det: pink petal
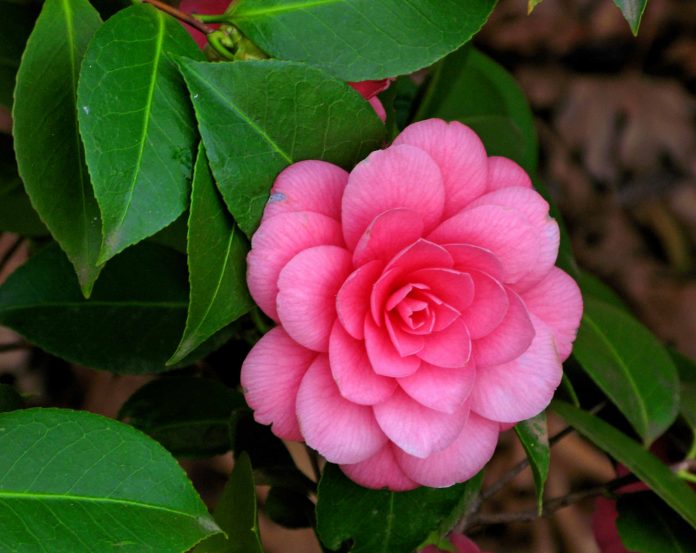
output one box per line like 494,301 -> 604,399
248,211 -> 343,320
240,327 -> 316,441
486,156 -> 532,191
473,289 -> 534,367
340,444 -> 418,491
348,79 -> 392,99
353,208 -> 424,267
342,144 -> 445,249
262,160 -> 348,222
512,220 -> 560,292
393,119 -> 488,218
409,268 -> 474,312
364,316 -> 421,377
429,205 -> 539,284
296,355 -> 388,464
385,314 -> 425,356
329,321 -> 397,406
446,243 -> 504,280
469,316 -> 562,423
373,388 -> 469,458
369,96 -> 387,122
521,267 -> 582,361
451,534 -> 487,553
460,271 -> 509,340
277,245 -> 352,352
336,260 -> 383,340
418,318 -> 472,369
395,412 -> 499,488
398,362 -> 476,414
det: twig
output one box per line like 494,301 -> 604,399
0,235 -> 24,274
141,0 -> 214,35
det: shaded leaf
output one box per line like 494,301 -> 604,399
179,58 -> 384,236
0,0 -> 38,108
0,408 -> 220,551
0,383 -> 23,412
578,270 -> 628,310
612,0 -> 648,35
515,412 -> 550,514
264,487 -> 315,529
669,349 -> 696,458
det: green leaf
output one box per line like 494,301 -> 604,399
514,412 -> 550,514
118,377 -> 245,457
572,297 -> 679,445
0,383 -> 23,412
13,0 -> 103,295
0,0 -> 38,108
578,270 -> 628,310
168,144 -> 253,365
228,0 -> 497,81
264,487 -> 315,528
417,47 -> 538,172
77,4 -> 203,263
553,401 -> 696,528
0,408 -> 220,551
669,349 -> 696,458
612,0 -> 648,35
527,0 -> 544,14
194,452 -> 264,553
0,242 -> 195,374
617,491 -> 696,552
317,464 -> 469,553
180,59 -> 384,237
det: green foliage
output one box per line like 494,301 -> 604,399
0,408 -> 220,551
0,383 -> 23,412
514,412 -> 550,514
612,0 -> 648,35
0,0 -> 38,108
669,350 -> 696,458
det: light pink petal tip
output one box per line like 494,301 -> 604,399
340,444 -> 418,491
398,362 -> 476,414
487,156 -> 532,191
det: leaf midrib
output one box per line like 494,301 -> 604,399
231,0 -> 344,19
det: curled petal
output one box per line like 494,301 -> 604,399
297,355 -> 388,464
353,208 -> 424,267
486,156 -> 532,191
398,362 -> 476,414
385,314 -> 425,356
409,268 -> 474,313
446,243 -> 504,280
460,271 -> 509,340
340,444 -> 418,491
241,327 -> 316,441
336,260 -> 383,340
364,316 -> 421,377
418,318 -> 472,369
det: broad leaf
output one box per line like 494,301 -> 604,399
573,297 -> 679,445
228,0 -> 497,81
317,464 -> 469,553
0,383 -> 23,412
612,0 -> 648,35
168,144 -> 252,365
553,401 -> 696,528
0,408 -> 220,551
77,4 -> 203,263
194,452 -> 264,553
0,0 -> 38,107
514,412 -> 550,514
670,349 -> 696,457
180,59 -> 384,236
119,377 -> 245,457
13,0 -> 103,295
578,270 -> 628,310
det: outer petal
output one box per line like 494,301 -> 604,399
373,388 -> 468,458
460,271 -> 509,340
418,318 -> 472,369
353,208 -> 424,267
340,444 -> 418,491
277,245 -> 352,352
342,144 -> 445,248
297,355 -> 388,464
398,362 -> 476,414
329,321 -> 397,406
240,327 -> 316,441
262,160 -> 348,221
446,243 -> 504,280
336,260 -> 383,340
521,267 -> 582,360
473,289 -> 535,367
364,316 -> 421,377
393,119 -> 488,217
513,220 -> 560,292
469,316 -> 562,423
395,412 -> 499,488
486,156 -> 533,191
248,211 -> 343,320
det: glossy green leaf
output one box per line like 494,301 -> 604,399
0,0 -> 38,108
514,412 -> 550,514
553,401 -> 696,528
0,242 -> 195,374
168,144 -> 253,365
670,349 -> 696,457
13,0 -> 103,295
194,452 -> 264,553
578,270 -> 628,310
228,0 -> 496,81
617,492 -> 696,552
180,59 -> 384,236
417,47 -> 538,172
317,464 -> 469,553
612,0 -> 648,35
119,377 -> 245,457
0,408 -> 220,551
77,4 -> 203,263
0,384 -> 23,412
573,297 -> 679,445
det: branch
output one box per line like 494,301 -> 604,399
141,0 -> 214,36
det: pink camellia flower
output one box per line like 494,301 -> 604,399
421,533 -> 490,553
241,119 -> 582,490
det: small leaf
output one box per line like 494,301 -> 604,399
119,377 -> 245,457
0,408 -> 220,551
572,297 -> 679,444
13,0 -> 103,295
317,464 -> 470,553
168,144 -> 253,365
527,0 -> 544,14
194,452 -> 264,553
179,59 -> 384,236
228,0 -> 497,81
0,383 -> 23,412
77,4 -> 203,263
553,401 -> 696,528
612,0 -> 648,35
514,412 -> 550,514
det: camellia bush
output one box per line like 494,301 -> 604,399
0,0 -> 695,551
